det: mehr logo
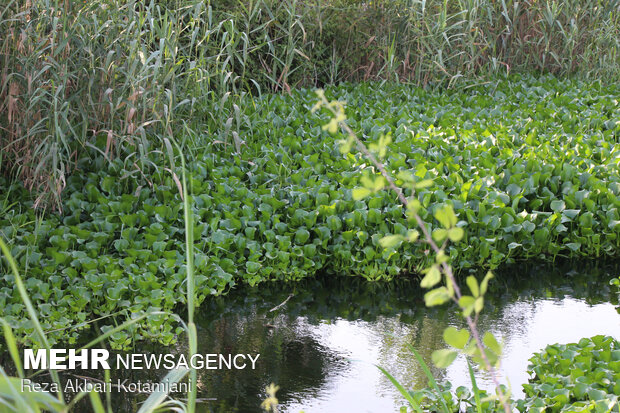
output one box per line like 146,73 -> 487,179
24,349 -> 110,370
23,349 -> 261,370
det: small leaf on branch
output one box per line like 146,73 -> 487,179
466,276 -> 480,297
434,204 -> 458,228
420,265 -> 441,288
352,187 -> 372,200
379,235 -> 403,249
444,326 -> 470,349
483,332 -> 502,356
448,227 -> 464,242
459,295 -> 475,317
432,228 -> 448,242
432,349 -> 458,368
424,287 -> 451,306
415,179 -> 433,189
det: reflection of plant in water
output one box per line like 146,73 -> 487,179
312,91 -> 512,413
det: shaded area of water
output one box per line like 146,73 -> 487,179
14,263 -> 620,412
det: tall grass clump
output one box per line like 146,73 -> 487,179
297,0 -> 620,85
0,0 -> 309,209
1,0 -> 200,209
1,0 -> 618,206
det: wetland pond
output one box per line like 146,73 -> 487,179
63,264 -> 620,412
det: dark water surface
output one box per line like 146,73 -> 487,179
23,264 -> 620,412
177,264 -> 619,412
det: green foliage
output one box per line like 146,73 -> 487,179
0,186 -> 195,413
517,336 -> 620,413
391,337 -> 620,413
413,381 -> 510,413
613,277 -> 620,315
1,76 -> 619,349
2,0 -> 618,208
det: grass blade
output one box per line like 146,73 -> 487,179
408,344 -> 451,413
468,359 -> 483,413
376,365 -> 424,413
136,368 -> 190,413
0,319 -> 24,378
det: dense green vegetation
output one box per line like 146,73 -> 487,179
1,76 -> 619,348
2,1 -> 619,411
2,0 -> 618,209
519,335 -> 620,412
412,336 -> 620,413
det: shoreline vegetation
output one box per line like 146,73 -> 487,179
1,0 -> 619,412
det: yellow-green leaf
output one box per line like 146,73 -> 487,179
474,296 -> 484,314
415,179 -> 434,189
432,228 -> 448,242
352,187 -> 372,200
407,229 -> 419,242
379,235 -> 403,249
434,204 -> 458,228
466,276 -> 479,297
432,349 -> 458,368
425,287 -> 451,306
421,265 -> 441,288
448,227 -> 464,242
443,326 -> 470,349
480,271 -> 493,296
483,332 -> 502,356
459,295 -> 475,317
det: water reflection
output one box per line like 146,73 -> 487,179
188,263 -> 619,412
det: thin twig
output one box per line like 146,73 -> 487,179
269,293 -> 294,313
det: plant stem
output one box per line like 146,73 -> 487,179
325,100 -> 512,413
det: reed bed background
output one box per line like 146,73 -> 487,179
1,0 -> 619,208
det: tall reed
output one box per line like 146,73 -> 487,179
1,0 -> 617,207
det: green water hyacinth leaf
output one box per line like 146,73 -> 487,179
550,200 -> 566,212
444,326 -> 470,349
432,349 -> 458,368
295,228 -> 310,244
